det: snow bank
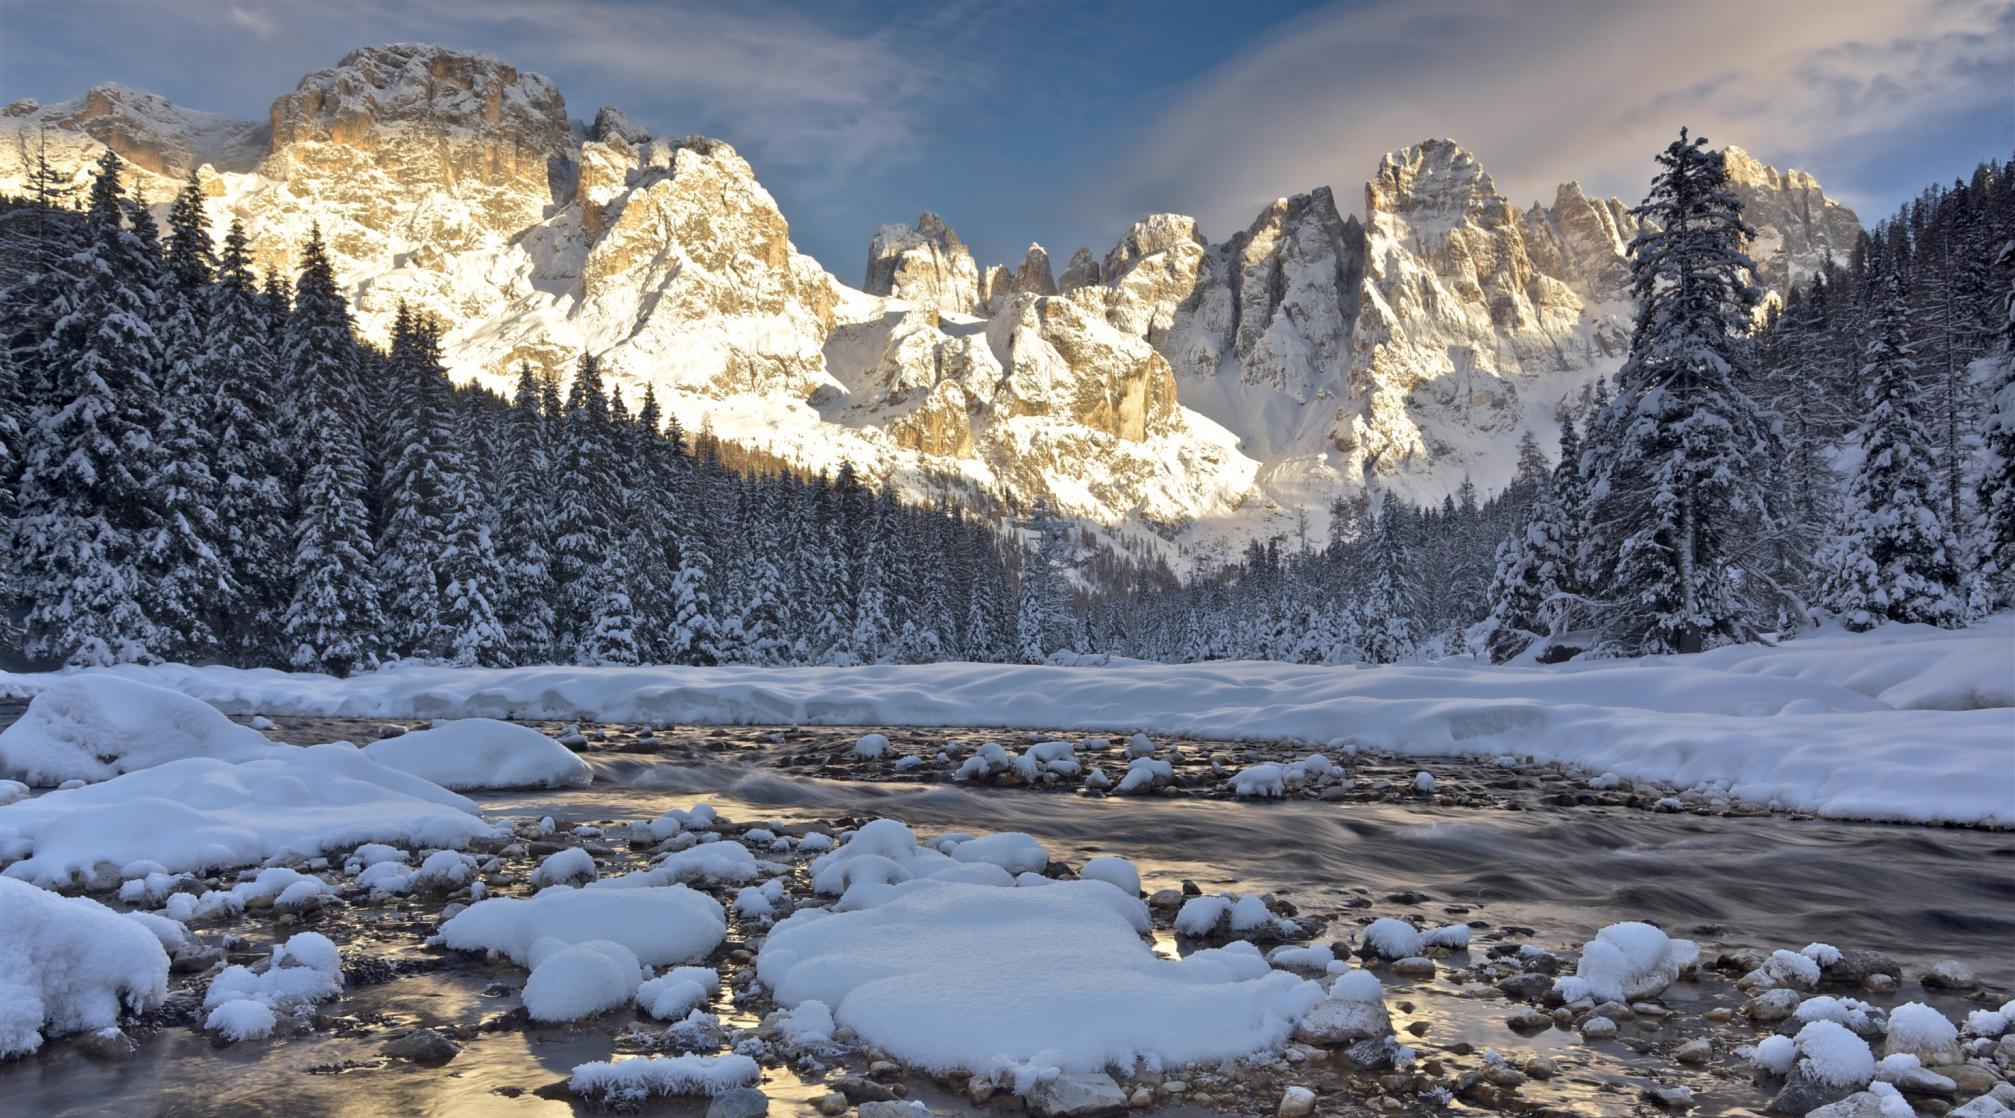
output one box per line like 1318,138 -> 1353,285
0,745 -> 494,885
438,884 -> 724,967
0,676 -> 273,786
0,877 -> 169,1056
362,719 -> 591,791
756,876 -> 1323,1075
7,615 -> 2009,824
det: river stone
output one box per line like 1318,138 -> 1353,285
707,1089 -> 771,1118
859,1104 -> 929,1118
1497,973 -> 1553,1000
1580,1017 -> 1618,1040
1820,948 -> 1898,985
837,1077 -> 897,1103
1278,1085 -> 1317,1118
1345,1036 -> 1405,1070
1895,1066 -> 1959,1095
1390,957 -> 1436,977
1939,1064 -> 2002,1095
1294,997 -> 1391,1045
1921,961 -> 1978,990
1745,989 -> 1803,1022
1644,1084 -> 1695,1109
383,1027 -> 461,1065
1674,1038 -> 1712,1065
1807,1092 -> 1902,1118
1766,1066 -> 1858,1115
1026,1073 -> 1128,1117
75,1027 -> 136,1060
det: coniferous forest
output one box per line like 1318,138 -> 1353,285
3,136 -> 2013,673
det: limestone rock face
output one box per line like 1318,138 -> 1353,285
1722,145 -> 1864,290
863,211 -> 982,316
1057,246 -> 1102,292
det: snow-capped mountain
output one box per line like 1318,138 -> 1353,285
0,44 -> 1862,557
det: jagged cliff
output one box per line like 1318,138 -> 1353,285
0,44 -> 1862,557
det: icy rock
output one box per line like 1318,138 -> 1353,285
1025,1072 -> 1128,1117
1768,1065 -> 1862,1115
383,1027 -> 462,1065
1294,973 -> 1391,1046
1360,918 -> 1425,960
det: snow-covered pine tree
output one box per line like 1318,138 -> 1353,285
204,220 -> 292,661
14,151 -> 170,664
579,532 -> 644,667
1353,499 -> 1420,663
374,311 -> 458,658
495,362 -> 558,659
1581,130 -> 1783,655
1819,274 -> 1967,629
551,354 -> 616,657
144,172 -> 232,659
1976,240 -> 2015,605
281,226 -> 384,675
437,426 -> 511,667
1014,499 -> 1072,662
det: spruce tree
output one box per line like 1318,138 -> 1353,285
1977,240 -> 2015,604
1582,131 -> 1782,654
281,227 -> 383,674
551,354 -> 615,656
495,362 -> 559,659
15,151 -> 169,664
205,220 -> 291,660
1820,275 -> 1966,629
375,312 -> 457,658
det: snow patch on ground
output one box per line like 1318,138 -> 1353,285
361,719 -> 591,790
0,676 -> 273,786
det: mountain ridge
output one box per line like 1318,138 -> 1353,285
0,43 -> 1864,563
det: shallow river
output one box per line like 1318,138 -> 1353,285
4,722 -> 2011,1118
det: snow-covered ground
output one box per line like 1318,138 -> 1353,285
4,617 -> 2007,826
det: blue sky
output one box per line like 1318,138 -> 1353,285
2,0 -> 2009,276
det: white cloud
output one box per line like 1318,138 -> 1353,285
223,4 -> 276,38
1099,0 -> 2013,240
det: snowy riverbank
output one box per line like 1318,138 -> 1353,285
3,616 -> 2010,826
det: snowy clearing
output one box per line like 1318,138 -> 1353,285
4,617 -> 2008,825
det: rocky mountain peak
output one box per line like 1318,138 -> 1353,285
863,211 -> 983,315
1717,145 -> 1861,289
589,106 -> 651,145
1367,139 -> 1500,224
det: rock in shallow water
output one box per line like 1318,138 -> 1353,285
707,1088 -> 770,1118
1026,1072 -> 1128,1117
382,1027 -> 461,1065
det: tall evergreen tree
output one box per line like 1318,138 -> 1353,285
495,362 -> 558,659
1977,240 -> 2015,604
281,227 -> 383,674
1819,275 -> 1967,629
1582,131 -> 1782,654
375,312 -> 457,658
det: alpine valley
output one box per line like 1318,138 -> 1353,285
0,43 -> 1863,562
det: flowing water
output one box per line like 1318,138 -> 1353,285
4,719 -> 2011,1118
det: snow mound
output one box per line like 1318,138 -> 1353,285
1362,918 -> 1426,959
855,734 -> 890,759
1079,856 -> 1140,896
0,877 -> 169,1057
568,1053 -> 760,1101
1553,922 -> 1698,1003
0,676 -> 273,786
0,745 -> 493,886
524,939 -> 644,1022
948,832 -> 1049,875
438,884 -> 725,966
593,841 -> 757,889
362,718 -> 591,790
637,966 -> 717,1020
532,847 -> 598,889
755,877 -> 1323,1075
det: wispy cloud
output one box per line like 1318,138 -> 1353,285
222,3 -> 276,38
1097,0 -> 2014,240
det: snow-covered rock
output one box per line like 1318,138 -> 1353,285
362,718 -> 590,791
523,938 -> 644,1022
755,877 -> 1322,1075
0,744 -> 494,885
1553,922 -> 1698,1003
0,877 -> 169,1057
438,883 -> 725,967
0,676 -> 273,786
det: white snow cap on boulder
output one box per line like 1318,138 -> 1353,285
362,718 -> 590,791
0,877 -> 170,1057
438,883 -> 725,967
756,876 -> 1323,1075
0,675 -> 273,786
1553,921 -> 1698,1003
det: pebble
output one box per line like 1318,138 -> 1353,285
1390,956 -> 1436,977
1745,988 -> 1802,1022
1523,1056 -> 1559,1080
1580,1017 -> 1618,1040
815,1092 -> 848,1116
